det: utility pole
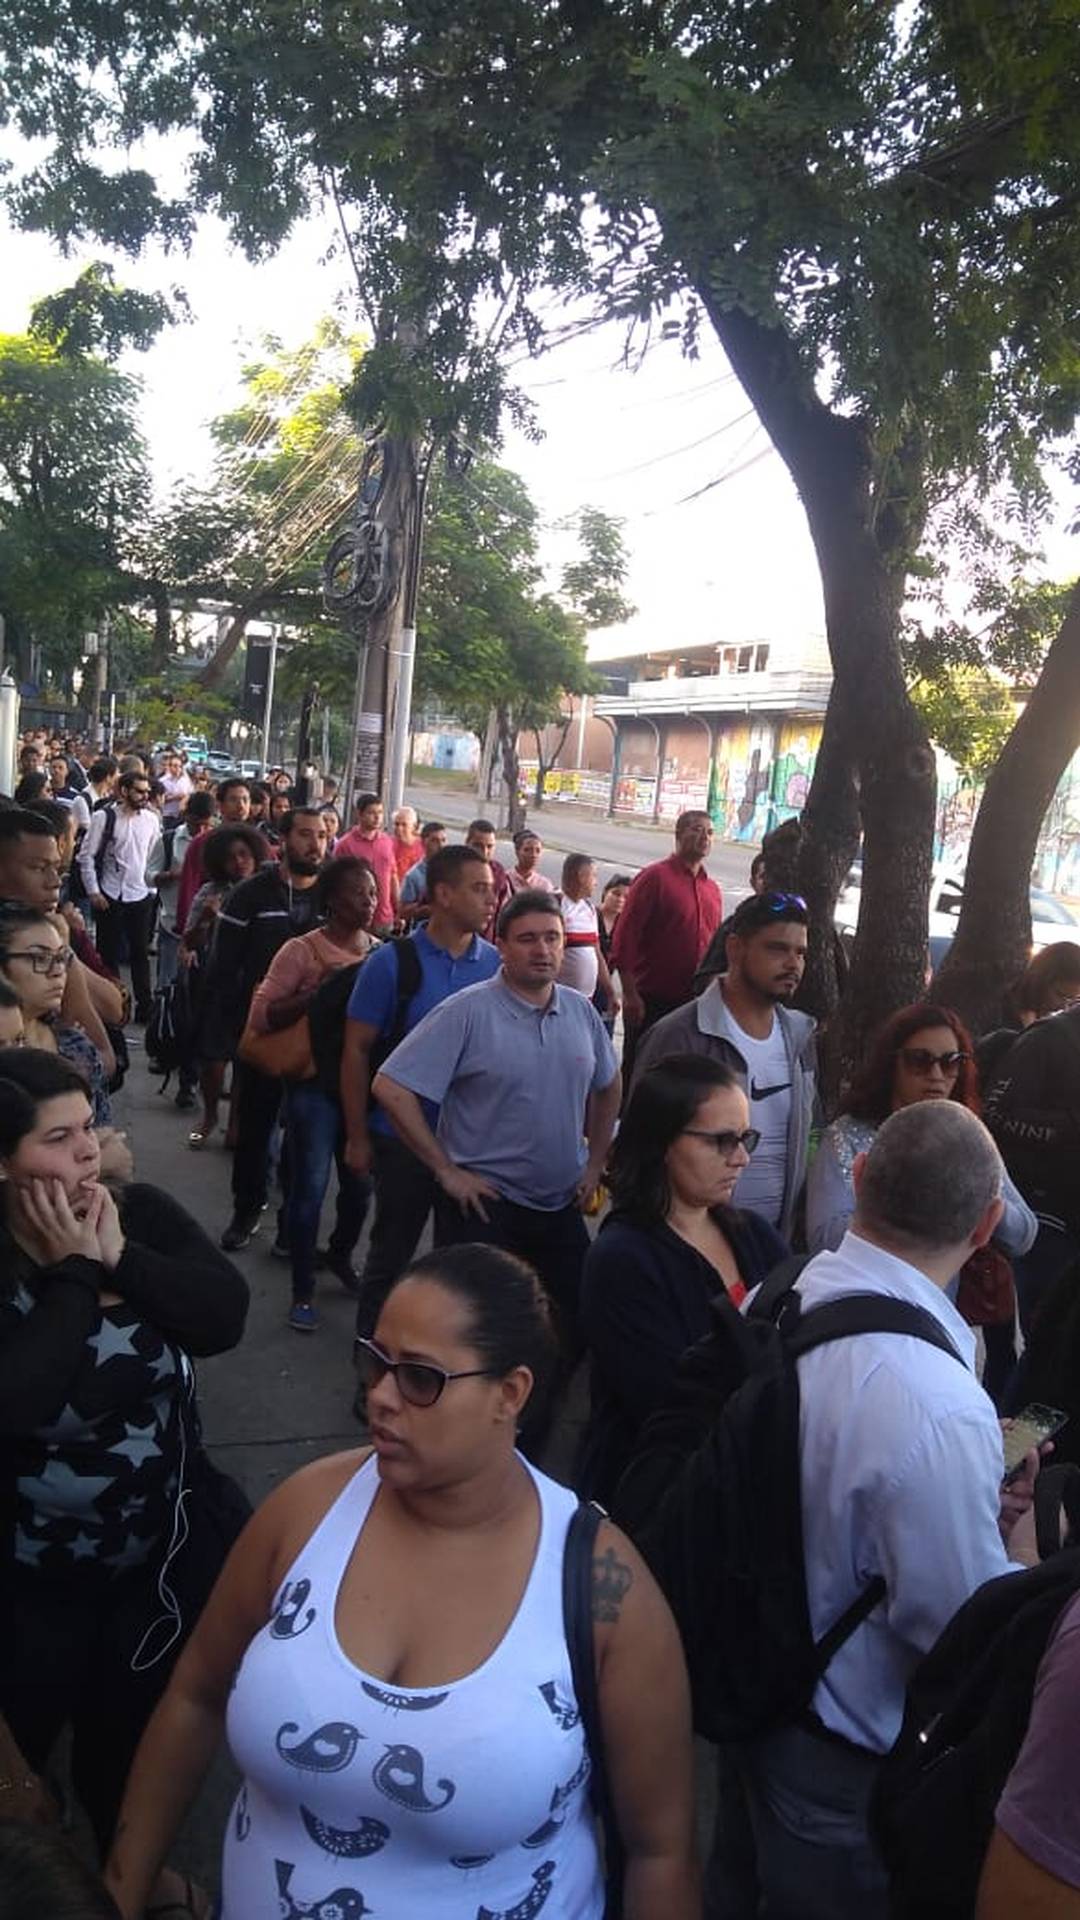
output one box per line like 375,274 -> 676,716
259,625 -> 279,775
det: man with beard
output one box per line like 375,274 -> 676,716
634,890 -> 816,1238
206,808 -> 329,1250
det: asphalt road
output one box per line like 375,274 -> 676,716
403,782 -> 758,907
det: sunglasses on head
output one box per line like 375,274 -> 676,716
354,1336 -> 500,1408
898,1047 -> 969,1074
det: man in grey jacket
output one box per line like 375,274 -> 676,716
634,890 -> 817,1240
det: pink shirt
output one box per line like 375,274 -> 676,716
248,928 -> 377,1033
335,828 -> 397,925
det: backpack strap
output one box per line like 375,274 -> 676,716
787,1293 -> 962,1676
386,935 -> 423,1048
563,1502 -> 624,1916
784,1293 -> 963,1367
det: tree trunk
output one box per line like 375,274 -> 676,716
148,581 -> 172,674
197,602 -> 255,689
933,581 -> 1080,1035
496,705 -> 526,835
691,288 -> 936,1073
788,685 -> 862,1011
532,729 -> 546,809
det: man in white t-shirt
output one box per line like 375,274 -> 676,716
634,890 -> 816,1237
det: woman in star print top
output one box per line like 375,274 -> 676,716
0,1048 -> 249,1861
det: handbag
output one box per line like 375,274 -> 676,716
955,1245 -> 1016,1327
563,1501 -> 625,1919
237,1009 -> 315,1080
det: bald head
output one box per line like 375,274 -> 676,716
853,1102 -> 1004,1261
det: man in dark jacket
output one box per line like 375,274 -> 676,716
205,808 -> 329,1250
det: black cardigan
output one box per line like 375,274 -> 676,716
577,1206 -> 788,1504
0,1182 -> 249,1438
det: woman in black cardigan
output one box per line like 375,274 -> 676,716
578,1052 -> 788,1505
0,1048 -> 249,1862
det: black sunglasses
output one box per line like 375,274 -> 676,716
682,1126 -> 761,1158
898,1047 -> 969,1074
354,1336 -> 501,1409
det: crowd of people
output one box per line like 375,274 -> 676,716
2,726 -> 1080,1918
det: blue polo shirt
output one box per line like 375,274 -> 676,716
347,928 -> 500,1137
378,974 -> 619,1210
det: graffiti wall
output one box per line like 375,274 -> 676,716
711,718 -> 822,842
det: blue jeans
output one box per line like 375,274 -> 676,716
284,1082 -> 371,1303
738,1722 -> 887,1919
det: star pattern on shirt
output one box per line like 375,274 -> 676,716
110,1419 -> 162,1469
36,1401 -> 89,1441
19,1459 -> 113,1514
14,1525 -> 49,1566
68,1530 -> 99,1561
87,1321 -> 140,1367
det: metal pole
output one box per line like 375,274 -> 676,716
385,626 -> 417,814
342,628 -> 370,821
107,692 -> 116,753
0,671 -> 19,797
260,626 -> 279,776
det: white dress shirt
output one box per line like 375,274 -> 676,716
792,1233 -> 1014,1752
78,804 -> 161,903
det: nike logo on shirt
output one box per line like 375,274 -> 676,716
751,1079 -> 791,1100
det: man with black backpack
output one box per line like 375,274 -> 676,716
340,843 -> 500,1354
619,1101 -> 1042,1919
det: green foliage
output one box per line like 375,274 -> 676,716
29,261 -> 181,361
559,508 -> 636,630
908,670 -> 1017,783
0,322 -> 149,686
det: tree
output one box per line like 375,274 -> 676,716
416,460 -> 601,831
0,328 -> 149,688
5,1 -> 1080,1052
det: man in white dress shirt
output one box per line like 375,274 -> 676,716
742,1101 -> 1041,1918
79,768 -> 162,1023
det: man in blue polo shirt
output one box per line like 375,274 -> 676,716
341,843 -> 499,1337
373,888 -> 621,1350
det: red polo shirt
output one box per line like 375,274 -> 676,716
611,853 -> 722,1005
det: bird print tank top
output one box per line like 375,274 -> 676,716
220,1454 -> 605,1919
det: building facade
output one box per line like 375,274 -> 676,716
520,630 -> 832,836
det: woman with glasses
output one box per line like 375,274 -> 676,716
806,1002 -> 1036,1401
0,905 -> 112,1124
0,1048 -> 248,1902
578,1054 -> 789,1507
105,1243 -> 698,1920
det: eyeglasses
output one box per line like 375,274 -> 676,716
898,1047 -> 969,1074
354,1336 -> 501,1408
5,946 -> 74,975
682,1126 -> 761,1158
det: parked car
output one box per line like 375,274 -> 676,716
836,859 -> 1080,959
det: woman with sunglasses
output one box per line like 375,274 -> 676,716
806,1003 -> 1035,1400
0,905 -> 111,1124
105,1245 -> 699,1920
578,1054 -> 789,1507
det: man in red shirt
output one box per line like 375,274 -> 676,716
611,809 -> 722,1081
335,793 -> 398,934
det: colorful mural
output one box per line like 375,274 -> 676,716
711,718 -> 821,842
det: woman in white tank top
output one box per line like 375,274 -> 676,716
105,1246 -> 698,1919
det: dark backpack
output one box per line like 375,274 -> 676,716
614,1258 -> 961,1745
870,1473 -> 1080,1919
145,967 -> 197,1088
307,935 -> 424,1099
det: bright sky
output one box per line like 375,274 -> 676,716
0,192 -> 830,660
